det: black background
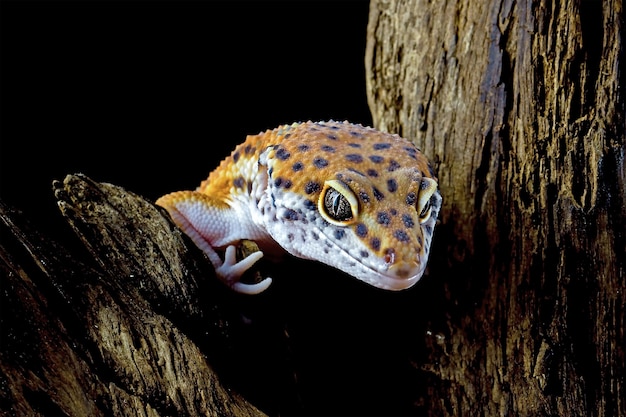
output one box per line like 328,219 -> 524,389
1,0 -> 372,231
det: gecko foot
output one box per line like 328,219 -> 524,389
216,245 -> 273,295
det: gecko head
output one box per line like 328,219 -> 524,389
260,126 -> 441,291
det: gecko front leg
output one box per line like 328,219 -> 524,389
157,191 -> 272,295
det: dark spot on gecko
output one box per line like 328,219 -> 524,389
372,187 -> 385,201
284,133 -> 292,139
283,179 -> 292,189
244,145 -> 252,154
417,236 -> 423,246
406,191 -> 417,206
321,145 -> 336,152
313,157 -> 329,168
233,151 -> 240,163
311,232 -> 319,240
402,214 -> 415,228
369,155 -> 384,164
292,161 -> 304,172
356,223 -> 368,237
350,130 -> 363,138
346,154 -> 363,163
326,134 -> 338,140
377,211 -> 391,226
405,146 -> 419,153
373,143 -> 392,150
268,167 -> 274,177
233,177 -> 245,189
358,191 -> 370,203
324,248 -> 329,254
305,181 -> 321,194
404,146 -> 418,159
423,224 -> 433,235
298,144 -> 310,152
334,229 -> 345,240
247,181 -> 253,194
360,250 -> 369,258
367,169 -> 379,177
388,159 -> 401,172
328,124 -> 340,130
390,208 -> 397,216
283,209 -> 299,221
274,178 -> 283,187
287,233 -> 294,242
387,178 -> 398,192
304,199 -> 316,210
348,143 -> 362,148
370,237 -> 381,251
394,230 -> 411,242
275,147 -> 291,160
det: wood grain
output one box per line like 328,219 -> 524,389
366,0 -> 625,415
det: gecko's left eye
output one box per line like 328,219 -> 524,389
319,180 -> 359,226
417,178 -> 438,224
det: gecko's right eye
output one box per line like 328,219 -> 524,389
319,180 -> 359,226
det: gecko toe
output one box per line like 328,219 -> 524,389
232,277 -> 273,295
216,246 -> 271,293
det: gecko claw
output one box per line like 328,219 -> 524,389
216,245 -> 272,294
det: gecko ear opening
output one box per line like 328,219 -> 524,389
319,180 -> 359,226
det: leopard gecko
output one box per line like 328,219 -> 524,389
156,120 -> 441,294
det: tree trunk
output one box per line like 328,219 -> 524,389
366,0 -> 625,415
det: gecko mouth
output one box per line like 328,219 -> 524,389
313,230 -> 424,291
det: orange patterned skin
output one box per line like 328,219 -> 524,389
156,121 -> 441,294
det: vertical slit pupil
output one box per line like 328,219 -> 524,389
332,193 -> 342,215
325,188 -> 352,221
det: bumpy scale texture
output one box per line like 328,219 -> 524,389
156,121 -> 442,294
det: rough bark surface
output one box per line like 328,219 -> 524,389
366,0 -> 625,415
0,174 -> 266,417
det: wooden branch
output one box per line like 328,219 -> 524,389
0,174 -> 266,416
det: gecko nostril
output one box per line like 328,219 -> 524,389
383,248 -> 396,264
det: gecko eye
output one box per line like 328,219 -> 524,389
417,178 -> 438,224
419,200 -> 432,220
319,180 -> 359,226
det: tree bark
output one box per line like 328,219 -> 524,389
366,0 -> 625,415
